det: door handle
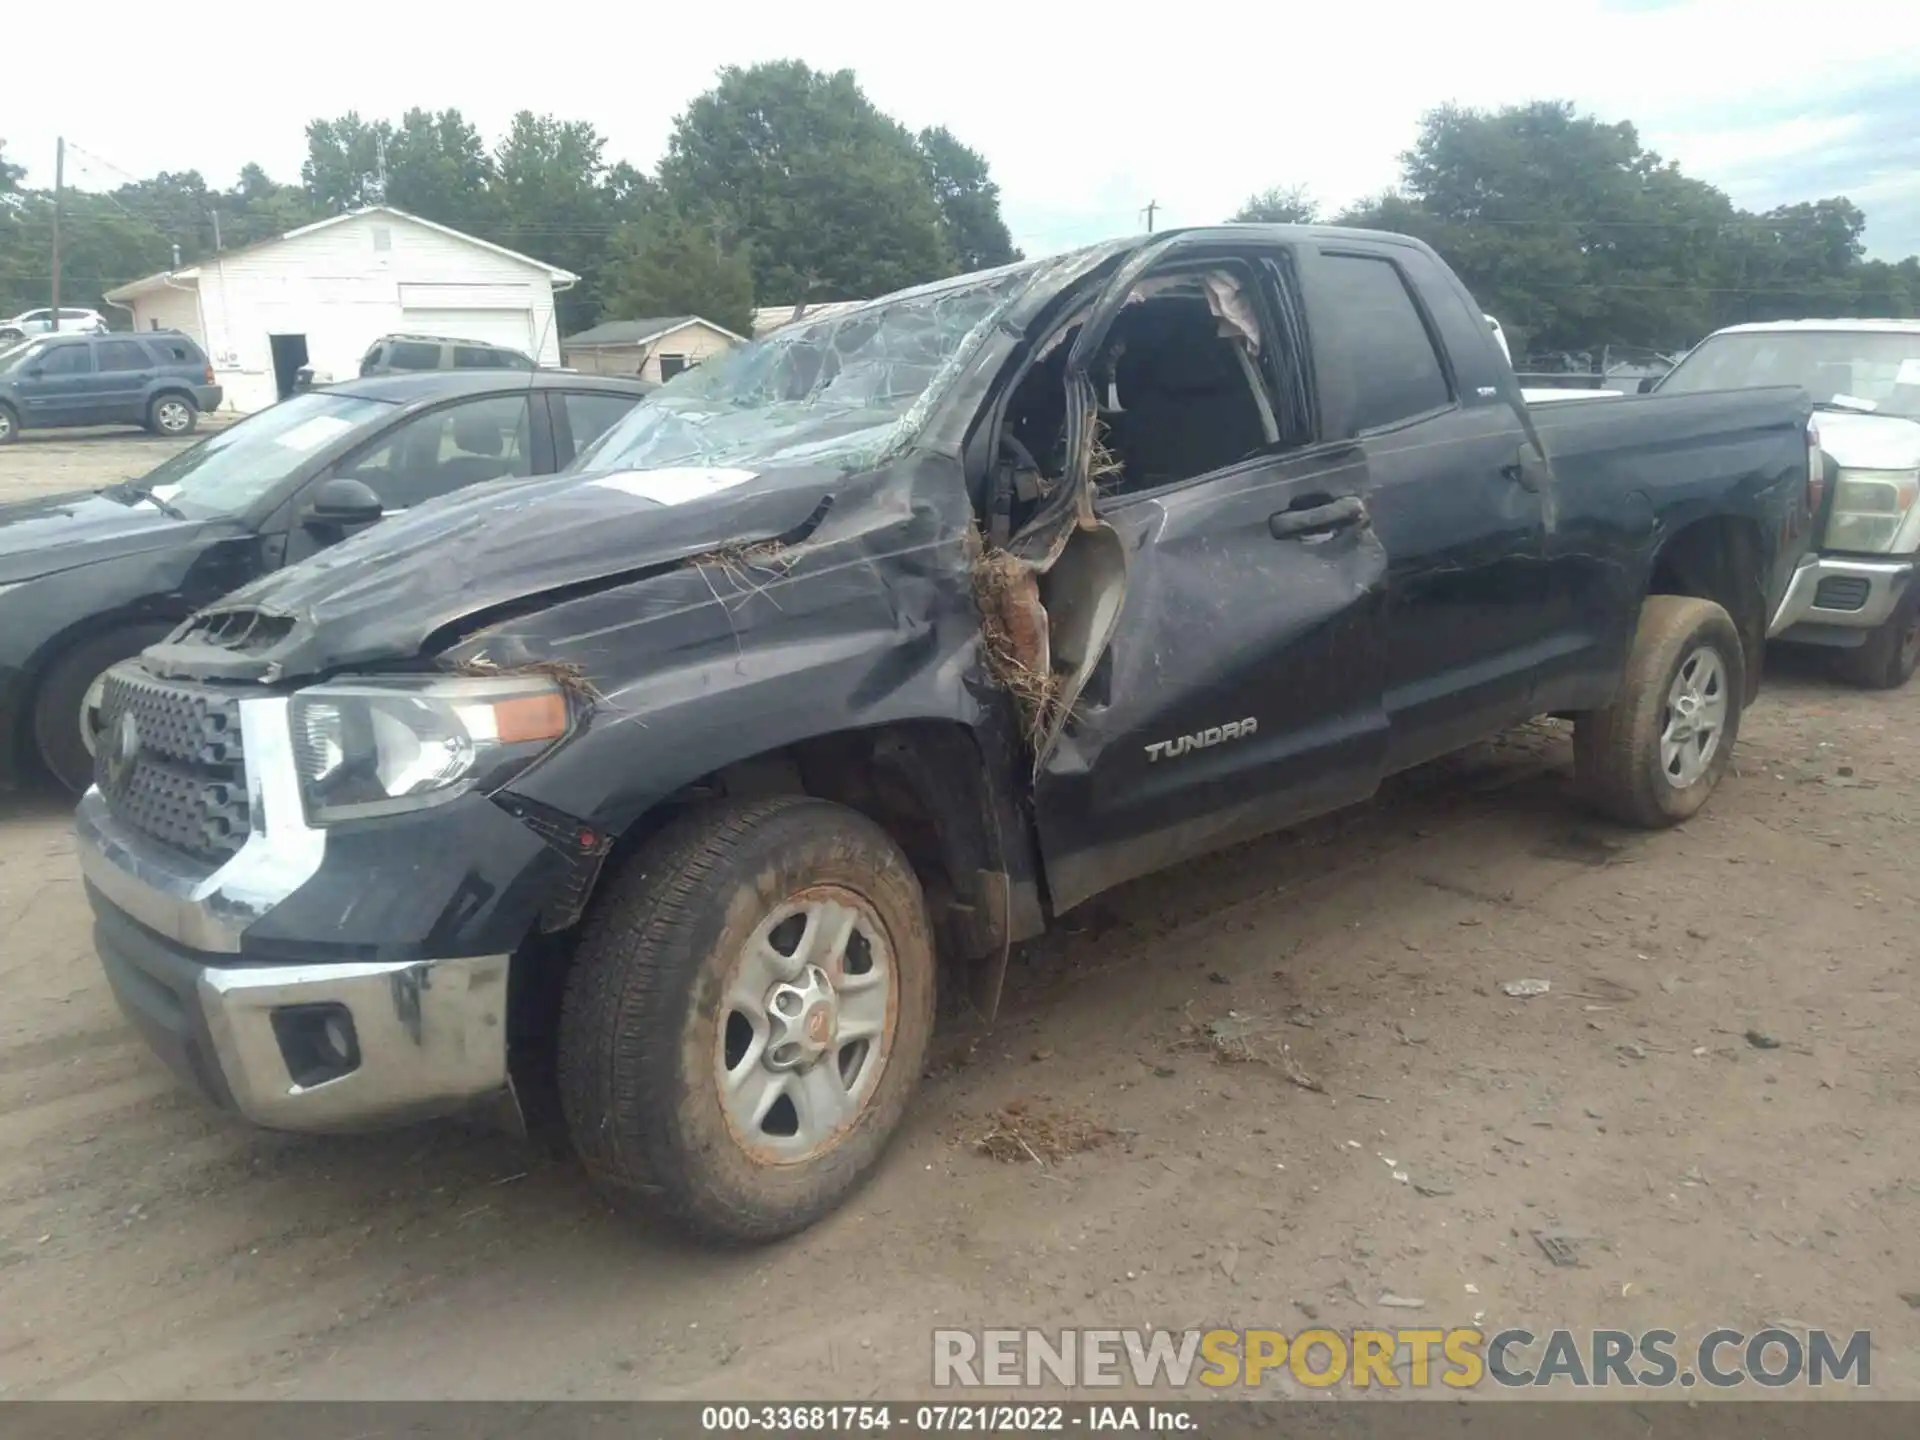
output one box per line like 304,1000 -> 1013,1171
1270,495 -> 1367,540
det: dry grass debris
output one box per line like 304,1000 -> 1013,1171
971,547 -> 1063,744
966,1098 -> 1117,1166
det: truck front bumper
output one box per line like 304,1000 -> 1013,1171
1768,554 -> 1914,644
74,704 -> 513,1132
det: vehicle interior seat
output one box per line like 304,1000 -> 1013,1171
1100,299 -> 1267,492
437,410 -> 521,488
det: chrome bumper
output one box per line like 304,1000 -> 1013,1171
1768,554 -> 1914,638
76,693 -> 511,1132
194,952 -> 510,1130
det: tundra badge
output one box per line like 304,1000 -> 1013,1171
1144,718 -> 1258,763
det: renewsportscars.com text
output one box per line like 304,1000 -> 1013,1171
932,1326 -> 1871,1390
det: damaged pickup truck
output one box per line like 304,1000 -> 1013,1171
76,225 -> 1820,1244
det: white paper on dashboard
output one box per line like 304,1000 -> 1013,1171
1895,358 -> 1920,388
590,467 -> 760,505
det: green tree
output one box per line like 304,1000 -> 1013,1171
0,139 -> 23,195
1229,184 -> 1320,224
918,126 -> 1019,271
301,112 -> 390,212
601,208 -> 755,337
659,61 -> 955,304
491,111 -> 628,334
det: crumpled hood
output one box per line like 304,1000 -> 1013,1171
0,489 -> 214,585
1816,410 -> 1920,471
150,463 -> 840,682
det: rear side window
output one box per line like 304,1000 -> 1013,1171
386,341 -> 441,370
1318,253 -> 1453,431
97,339 -> 151,372
454,346 -> 505,369
562,390 -> 641,452
147,338 -> 200,365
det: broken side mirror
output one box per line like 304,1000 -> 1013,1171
306,476 -> 384,530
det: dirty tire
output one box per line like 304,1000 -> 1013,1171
1831,586 -> 1920,690
1574,595 -> 1745,829
33,624 -> 175,794
559,795 -> 937,1245
0,401 -> 18,445
147,393 -> 197,437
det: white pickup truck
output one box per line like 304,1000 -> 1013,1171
1651,318 -> 1920,687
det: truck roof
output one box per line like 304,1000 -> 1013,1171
1713,318 -> 1920,336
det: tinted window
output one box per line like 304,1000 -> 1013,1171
97,340 -> 152,372
385,341 -> 442,371
453,346 -> 494,369
562,391 -> 641,454
146,337 -> 202,366
40,344 -> 93,376
336,393 -> 534,509
1319,253 -> 1452,430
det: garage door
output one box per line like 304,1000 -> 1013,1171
399,309 -> 535,353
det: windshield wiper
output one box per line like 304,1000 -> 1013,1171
103,480 -> 188,520
1811,398 -> 1879,415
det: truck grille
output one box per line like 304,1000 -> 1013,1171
93,669 -> 250,862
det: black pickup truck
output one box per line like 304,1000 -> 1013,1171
74,225 -> 1819,1245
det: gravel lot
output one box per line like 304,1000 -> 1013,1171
1,435 -> 1913,1400
0,423 -> 227,506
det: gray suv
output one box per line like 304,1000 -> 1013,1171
0,331 -> 224,444
358,333 -> 537,377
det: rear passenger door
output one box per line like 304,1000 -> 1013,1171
94,338 -> 155,422
1295,243 -> 1552,771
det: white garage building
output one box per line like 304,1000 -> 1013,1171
105,206 -> 577,414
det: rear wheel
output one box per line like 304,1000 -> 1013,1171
0,402 -> 18,445
147,393 -> 197,437
559,795 -> 937,1244
1831,586 -> 1920,690
1574,595 -> 1746,828
32,624 -> 175,793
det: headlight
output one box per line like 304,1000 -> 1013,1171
1825,469 -> 1920,554
290,674 -> 572,823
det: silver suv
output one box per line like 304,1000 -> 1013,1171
358,333 -> 537,377
0,308 -> 109,343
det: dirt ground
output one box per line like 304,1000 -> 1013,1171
2,437 -> 1915,1401
0,423 -> 227,506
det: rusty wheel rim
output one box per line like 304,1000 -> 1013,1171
714,886 -> 897,1164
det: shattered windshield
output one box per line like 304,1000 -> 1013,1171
574,265 -> 1036,475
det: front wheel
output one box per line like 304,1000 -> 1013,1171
147,393 -> 197,437
1574,595 -> 1746,828
1831,586 -> 1920,691
32,623 -> 176,793
0,401 -> 18,445
559,795 -> 937,1244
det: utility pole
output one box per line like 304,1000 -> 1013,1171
50,137 -> 65,330
1142,199 -> 1158,233
209,206 -> 223,252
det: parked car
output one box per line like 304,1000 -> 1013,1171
0,330 -> 221,443
358,333 -> 538,377
0,369 -> 653,791
1651,318 -> 1920,687
0,307 -> 109,343
75,225 -> 1817,1245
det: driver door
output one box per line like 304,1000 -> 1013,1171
1021,237 -> 1392,914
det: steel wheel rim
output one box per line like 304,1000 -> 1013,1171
1659,644 -> 1728,788
1901,614 -> 1920,674
0,411 -> 12,440
715,886 -> 897,1165
78,671 -> 110,758
156,400 -> 189,432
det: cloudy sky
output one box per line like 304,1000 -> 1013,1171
9,0 -> 1919,260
